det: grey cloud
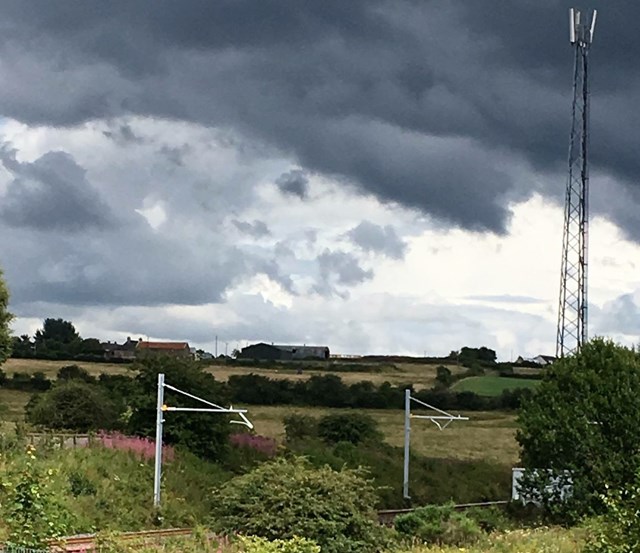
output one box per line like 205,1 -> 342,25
314,249 -> 373,297
347,220 -> 406,259
2,1 -> 631,234
232,219 -> 271,238
596,293 -> 640,335
466,294 -> 546,305
276,169 -> 309,199
0,146 -> 114,231
102,123 -> 143,145
0,142 -> 287,309
274,241 -> 295,258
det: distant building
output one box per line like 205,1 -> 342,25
137,341 -> 192,358
101,337 -> 140,361
515,354 -> 556,367
238,342 -> 330,361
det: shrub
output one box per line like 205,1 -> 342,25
317,413 -> 381,445
394,502 -> 482,546
283,414 -> 318,441
237,535 -> 320,553
230,433 -> 277,458
227,433 -> 278,471
57,364 -> 96,383
517,339 -> 640,521
435,366 -> 454,388
210,457 -> 385,553
26,381 -> 120,432
0,445 -> 73,547
464,506 -> 510,532
584,468 -> 640,553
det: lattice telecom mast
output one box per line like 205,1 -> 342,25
556,8 -> 597,358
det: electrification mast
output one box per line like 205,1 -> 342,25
556,8 -> 597,358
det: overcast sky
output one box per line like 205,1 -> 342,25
0,1 -> 638,360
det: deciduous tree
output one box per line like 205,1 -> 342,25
0,267 -> 13,365
517,338 -> 640,519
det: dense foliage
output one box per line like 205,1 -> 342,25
394,503 -> 482,546
517,339 -> 640,520
12,318 -> 113,362
210,457 -> 386,553
127,356 -> 232,461
0,267 -> 13,366
317,412 -> 382,445
26,381 -> 121,432
584,467 -> 640,553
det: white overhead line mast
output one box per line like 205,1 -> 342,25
403,389 -> 469,500
153,373 -> 253,508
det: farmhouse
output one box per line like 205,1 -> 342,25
238,342 -> 330,361
515,354 -> 556,366
101,337 -> 140,361
137,340 -> 192,358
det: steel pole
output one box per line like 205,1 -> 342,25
403,388 -> 411,500
153,373 -> 165,508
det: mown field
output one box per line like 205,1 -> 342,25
452,376 -> 540,396
2,358 -> 467,390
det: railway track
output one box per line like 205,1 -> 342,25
49,527 -> 195,552
45,500 -> 510,551
377,499 -> 509,525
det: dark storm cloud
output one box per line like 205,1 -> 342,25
232,219 -> 271,238
276,169 -> 309,199
0,1 -> 639,235
0,142 -> 291,309
0,145 -> 114,231
346,220 -> 406,259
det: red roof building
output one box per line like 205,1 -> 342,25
136,341 -> 192,358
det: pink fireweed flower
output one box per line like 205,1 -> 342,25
96,431 -> 175,461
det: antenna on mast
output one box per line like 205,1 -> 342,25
556,8 -> 597,358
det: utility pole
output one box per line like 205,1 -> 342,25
557,8 -> 597,358
402,389 -> 468,500
215,335 -> 218,358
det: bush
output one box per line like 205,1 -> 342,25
57,364 -> 96,384
584,467 -> 640,553
210,457 -> 385,553
394,502 -> 482,546
317,413 -> 381,445
238,535 -> 320,553
26,381 -> 120,432
283,414 -> 318,441
517,339 -> 640,521
464,506 -> 510,532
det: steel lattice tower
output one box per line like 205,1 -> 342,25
556,8 -> 597,358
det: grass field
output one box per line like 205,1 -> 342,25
0,359 -> 521,465
2,358 -> 464,391
452,376 -> 540,397
2,358 -> 133,377
243,405 -> 519,465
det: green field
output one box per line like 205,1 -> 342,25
452,376 -> 540,397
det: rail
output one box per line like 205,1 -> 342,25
4,500 -> 510,551
377,500 -> 510,525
